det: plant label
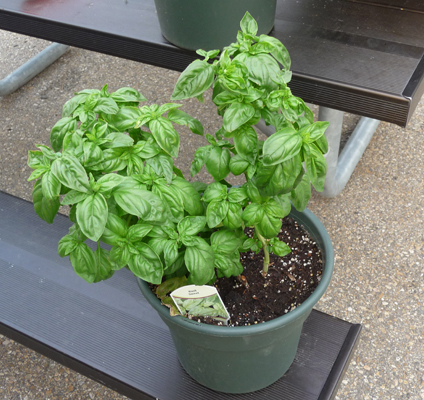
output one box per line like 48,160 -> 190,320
171,285 -> 230,325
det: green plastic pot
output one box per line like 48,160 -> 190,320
153,0 -> 277,51
137,206 -> 333,393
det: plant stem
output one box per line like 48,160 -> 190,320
255,228 -> 270,277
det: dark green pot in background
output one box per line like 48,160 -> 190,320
137,206 -> 334,393
153,0 -> 277,51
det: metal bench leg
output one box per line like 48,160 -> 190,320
319,107 -> 380,198
0,43 -> 69,97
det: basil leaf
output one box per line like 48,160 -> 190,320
103,132 -> 134,148
227,187 -> 248,203
69,242 -> 97,283
171,60 -> 214,100
244,53 -> 280,92
101,213 -> 128,246
258,35 -> 291,70
81,141 -> 104,167
41,170 -> 61,200
222,202 -> 243,229
205,146 -> 231,182
215,254 -> 243,278
163,240 -> 179,267
262,127 -> 302,166
109,107 -> 142,131
96,174 -> 125,192
299,121 -> 330,144
93,246 -> 115,282
146,153 -> 174,184
223,102 -> 255,132
167,108 -> 204,136
76,193 -> 108,242
233,125 -> 258,163
94,97 -> 119,114
257,213 -> 282,239
62,94 -> 87,118
304,144 -> 327,192
190,145 -> 212,177
206,200 -> 229,228
264,199 -> 289,219
32,180 -> 60,224
50,117 -> 77,152
271,240 -> 291,257
51,155 -> 91,193
58,234 -> 79,257
149,117 -> 180,158
111,87 -> 147,103
129,243 -> 163,284
229,154 -> 249,176
211,229 -> 243,255
202,182 -> 227,203
178,216 -> 207,236
172,177 -> 204,216
110,244 -> 131,269
153,183 -> 184,223
148,237 -> 168,256
113,186 -> 152,218
184,238 -> 215,285
242,202 -> 264,227
240,11 -> 258,35
127,224 -> 154,242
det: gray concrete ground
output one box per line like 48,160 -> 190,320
0,31 -> 423,400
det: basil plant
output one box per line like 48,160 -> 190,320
171,12 -> 329,276
28,12 -> 329,288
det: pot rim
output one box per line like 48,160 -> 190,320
138,206 -> 334,336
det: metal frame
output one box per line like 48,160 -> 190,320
0,42 -> 69,96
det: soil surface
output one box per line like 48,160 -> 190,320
197,217 -> 324,326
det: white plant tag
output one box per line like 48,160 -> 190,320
171,285 -> 230,325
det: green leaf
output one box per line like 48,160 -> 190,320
62,94 -> 87,117
244,53 -> 280,92
32,180 -> 60,224
129,243 -> 163,284
210,228 -> 243,255
262,127 -> 302,166
109,106 -> 143,131
257,213 -> 282,239
149,117 -> 180,158
233,125 -> 258,163
264,198 -> 289,219
127,223 -> 154,242
69,243 -> 97,283
113,186 -> 152,218
315,133 -> 329,154
304,144 -> 327,192
110,245 -> 131,269
258,35 -> 291,70
271,240 -> 291,257
41,170 -> 61,200
93,246 -> 115,282
272,194 -> 292,216
299,121 -> 330,144
191,145 -> 212,177
206,200 -> 229,228
163,240 -> 179,267
146,153 -> 174,184
50,117 -> 77,152
81,141 -> 104,167
223,102 -> 255,132
111,87 -> 147,103
76,193 -> 108,242
227,187 -> 248,203
178,216 -> 207,236
28,150 -> 47,169
101,213 -> 128,246
222,202 -> 243,229
171,60 -> 215,100
94,97 -> 119,114
172,177 -> 203,216
205,146 -> 231,182
184,238 -> 215,285
103,132 -> 134,148
58,234 -> 79,257
96,174 -> 125,192
153,182 -> 184,223
51,155 -> 91,193
240,11 -> 258,35
167,109 -> 204,136
229,154 -> 249,175
242,202 -> 264,227
215,254 -> 243,278
202,181 -> 227,203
